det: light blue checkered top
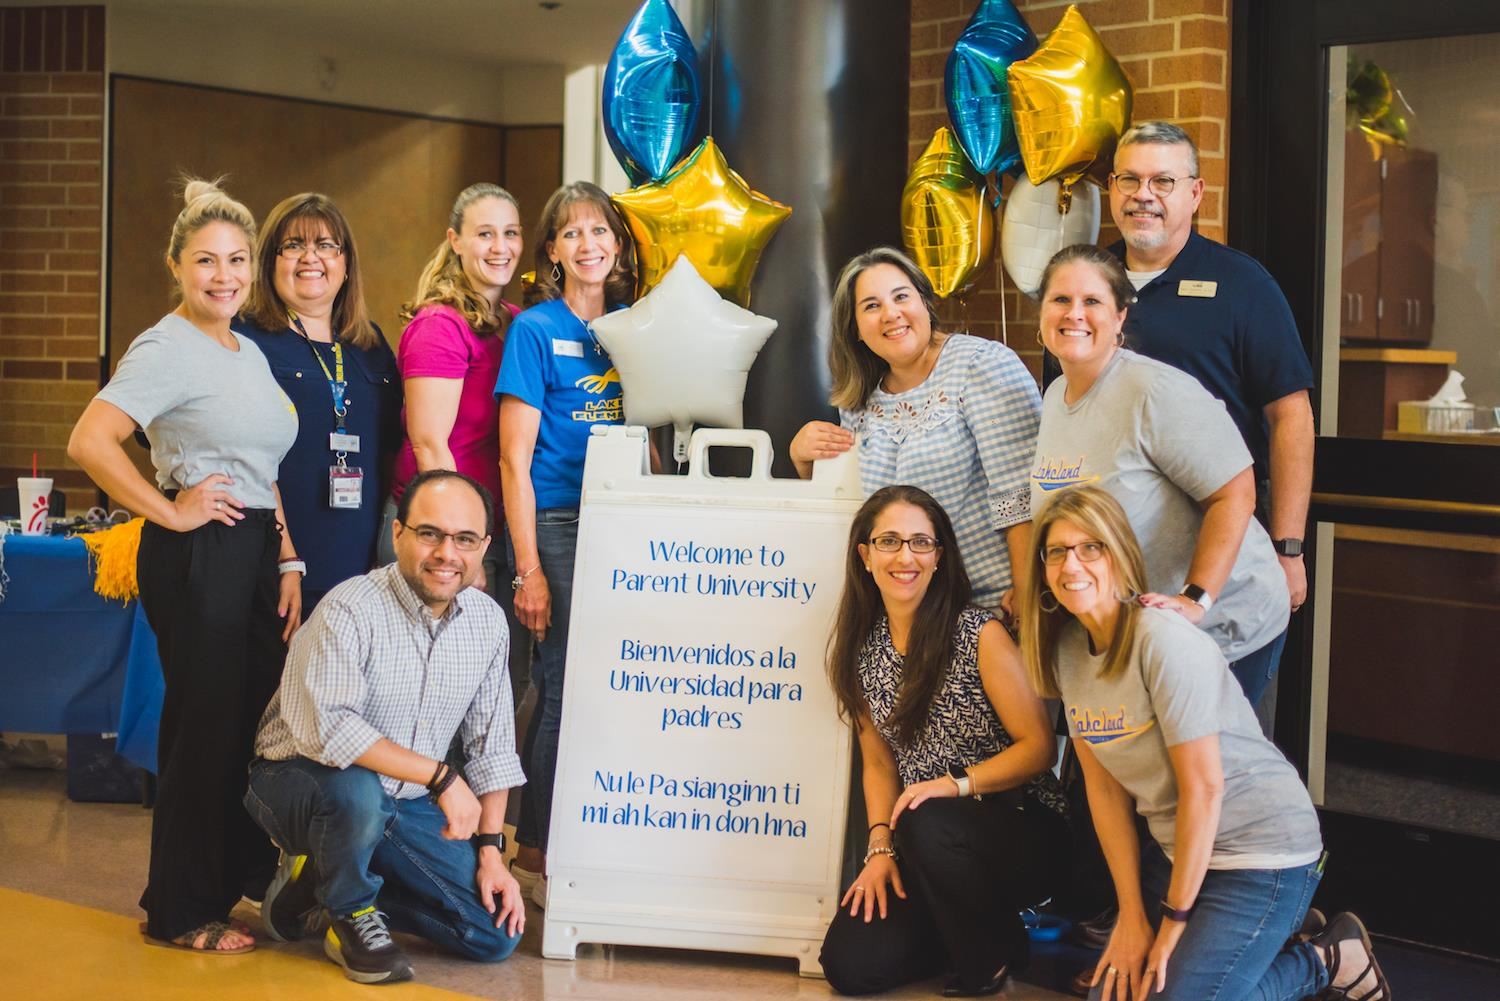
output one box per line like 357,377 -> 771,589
841,334 -> 1041,606
254,562 -> 524,799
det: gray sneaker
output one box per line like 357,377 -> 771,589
261,851 -> 320,943
325,908 -> 413,985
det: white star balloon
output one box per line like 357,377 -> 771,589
1000,175 -> 1101,298
590,255 -> 777,463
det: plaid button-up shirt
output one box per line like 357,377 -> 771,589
254,562 -> 524,799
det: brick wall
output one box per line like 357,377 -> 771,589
910,0 -> 1231,375
0,5 -> 104,514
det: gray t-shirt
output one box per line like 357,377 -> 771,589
97,313 -> 298,509
1059,608 -> 1321,869
1031,349 -> 1288,661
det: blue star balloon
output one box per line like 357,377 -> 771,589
944,0 -> 1038,178
603,0 -> 703,185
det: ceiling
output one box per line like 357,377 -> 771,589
108,0 -> 648,68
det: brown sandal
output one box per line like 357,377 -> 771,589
140,920 -> 256,955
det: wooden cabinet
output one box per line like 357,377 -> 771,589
1340,131 -> 1438,344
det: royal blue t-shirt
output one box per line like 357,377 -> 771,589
494,297 -> 623,509
236,318 -> 402,607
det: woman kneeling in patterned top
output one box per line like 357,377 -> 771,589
819,485 -> 1069,997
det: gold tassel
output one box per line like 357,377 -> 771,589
82,517 -> 144,602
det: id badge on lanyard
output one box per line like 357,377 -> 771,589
291,311 -> 363,510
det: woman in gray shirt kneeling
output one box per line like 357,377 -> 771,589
1020,485 -> 1388,1001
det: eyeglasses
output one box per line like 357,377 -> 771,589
1040,540 -> 1106,565
1108,173 -> 1195,197
404,524 -> 486,551
277,238 -> 344,260
868,534 -> 939,554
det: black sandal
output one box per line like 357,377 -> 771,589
1315,912 -> 1391,1000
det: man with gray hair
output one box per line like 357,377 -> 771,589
1064,120 -> 1314,716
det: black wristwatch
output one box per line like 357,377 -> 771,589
471,832 -> 507,854
1272,537 -> 1304,558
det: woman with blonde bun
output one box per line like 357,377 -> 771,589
69,178 -> 300,954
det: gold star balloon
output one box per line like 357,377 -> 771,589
612,136 -> 792,307
1007,4 -> 1132,211
902,127 -> 994,299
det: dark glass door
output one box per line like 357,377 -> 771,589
1231,0 -> 1500,960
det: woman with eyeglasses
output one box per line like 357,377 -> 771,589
789,247 -> 1042,622
239,193 -> 401,612
382,183 -> 525,600
1030,244 -> 1288,698
1019,485 -> 1387,1001
818,485 -> 1068,997
496,181 -> 635,906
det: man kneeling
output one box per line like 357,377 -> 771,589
245,469 -> 525,984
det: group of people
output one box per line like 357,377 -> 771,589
808,123 -> 1385,1001
62,119 -> 1389,1000
67,171 -> 635,981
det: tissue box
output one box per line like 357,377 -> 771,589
1397,400 -> 1475,433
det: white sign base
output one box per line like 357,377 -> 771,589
540,427 -> 862,977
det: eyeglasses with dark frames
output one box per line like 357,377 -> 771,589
405,524 -> 486,552
1040,540 -> 1107,565
868,534 -> 940,554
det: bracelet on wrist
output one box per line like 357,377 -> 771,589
429,764 -> 459,801
512,564 -> 541,592
862,844 -> 898,866
868,821 -> 891,834
1159,897 -> 1196,922
278,559 -> 307,577
426,760 -> 447,791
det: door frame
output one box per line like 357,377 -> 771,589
1230,0 -> 1500,958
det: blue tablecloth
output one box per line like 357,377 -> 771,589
0,533 -> 163,772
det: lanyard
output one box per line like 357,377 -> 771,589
288,311 -> 347,431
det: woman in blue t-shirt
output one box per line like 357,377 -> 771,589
237,193 -> 401,612
495,181 -> 634,904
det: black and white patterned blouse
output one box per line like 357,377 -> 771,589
858,605 -> 1067,815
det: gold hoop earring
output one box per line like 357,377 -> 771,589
550,262 -> 562,283
1039,590 -> 1061,613
1035,329 -> 1045,346
1114,331 -> 1125,347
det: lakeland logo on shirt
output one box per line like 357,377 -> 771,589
1069,705 -> 1155,745
572,368 -> 623,423
1031,455 -> 1098,491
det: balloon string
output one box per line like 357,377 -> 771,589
997,254 -> 1009,347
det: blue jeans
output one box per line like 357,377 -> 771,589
244,757 -> 520,962
510,507 -> 579,853
1229,628 -> 1287,709
1129,842 -> 1327,1001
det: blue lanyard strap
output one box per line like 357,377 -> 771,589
288,311 -> 348,427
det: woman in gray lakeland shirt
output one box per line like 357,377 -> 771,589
68,179 -> 300,956
1021,486 -> 1389,1001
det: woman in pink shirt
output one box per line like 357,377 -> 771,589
382,183 -> 523,603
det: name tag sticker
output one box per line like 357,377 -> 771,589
553,338 -> 585,358
1178,280 -> 1218,298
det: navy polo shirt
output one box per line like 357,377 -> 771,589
236,318 -> 403,607
1042,233 -> 1313,479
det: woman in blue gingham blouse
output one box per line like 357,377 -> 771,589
791,247 -> 1041,610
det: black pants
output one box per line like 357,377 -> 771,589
820,793 -> 1070,996
136,510 -> 286,940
